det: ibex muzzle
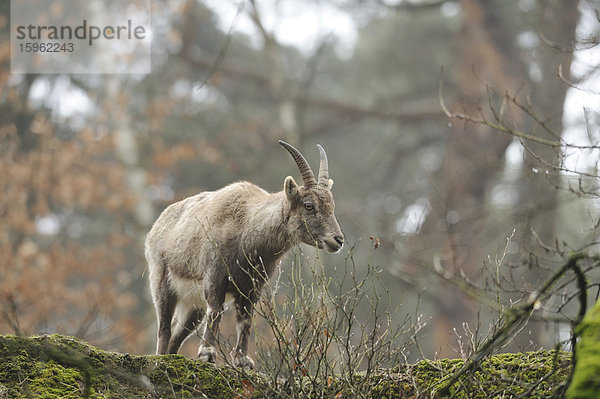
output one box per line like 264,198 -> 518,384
145,140 -> 344,368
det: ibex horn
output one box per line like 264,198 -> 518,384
316,144 -> 329,188
279,140 -> 317,187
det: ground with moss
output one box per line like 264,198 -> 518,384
0,334 -> 572,398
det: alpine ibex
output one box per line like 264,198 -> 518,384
145,140 -> 344,368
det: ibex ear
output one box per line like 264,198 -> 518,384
327,179 -> 334,190
284,176 -> 299,200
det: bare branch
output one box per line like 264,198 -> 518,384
539,31 -> 598,53
558,63 -> 600,95
376,0 -> 446,11
440,67 -> 600,154
439,67 -> 563,147
434,253 -> 594,397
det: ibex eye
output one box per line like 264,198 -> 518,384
304,202 -> 314,211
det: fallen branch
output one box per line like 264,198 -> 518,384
434,253 -> 592,397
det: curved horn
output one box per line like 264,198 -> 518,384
279,140 -> 317,187
316,144 -> 329,188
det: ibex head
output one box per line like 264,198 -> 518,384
279,140 -> 344,253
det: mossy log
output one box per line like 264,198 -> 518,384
0,334 -> 571,398
567,299 -> 600,399
0,334 -> 238,398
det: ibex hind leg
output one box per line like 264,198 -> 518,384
151,267 -> 177,355
168,304 -> 204,354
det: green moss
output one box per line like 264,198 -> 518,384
145,354 -> 240,398
26,360 -> 88,398
0,334 -> 240,398
0,334 -> 572,398
567,299 -> 600,399
408,351 -> 570,398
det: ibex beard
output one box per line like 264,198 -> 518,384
145,140 -> 344,368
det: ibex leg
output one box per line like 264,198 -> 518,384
231,294 -> 255,368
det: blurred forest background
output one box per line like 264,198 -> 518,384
1,0 -> 599,362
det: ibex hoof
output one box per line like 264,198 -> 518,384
197,346 -> 216,363
232,353 -> 255,369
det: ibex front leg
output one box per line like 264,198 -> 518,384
231,295 -> 255,368
197,280 -> 226,363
